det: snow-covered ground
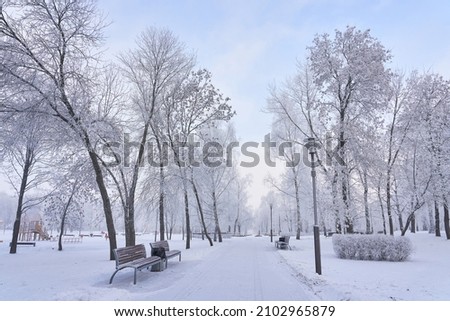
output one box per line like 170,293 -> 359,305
0,230 -> 448,301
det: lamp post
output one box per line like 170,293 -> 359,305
304,137 -> 322,275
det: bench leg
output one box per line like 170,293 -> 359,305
109,269 -> 120,284
134,268 -> 138,285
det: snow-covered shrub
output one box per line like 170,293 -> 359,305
332,234 -> 413,261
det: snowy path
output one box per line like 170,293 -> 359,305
140,236 -> 317,300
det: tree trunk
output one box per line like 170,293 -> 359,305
401,214 -> 413,236
233,184 -> 241,236
183,185 -> 191,249
332,171 -> 342,233
58,191 -> 75,251
443,198 -> 450,240
427,201 -> 435,233
377,182 -> 387,235
191,177 -> 213,246
10,147 -> 32,254
294,177 -> 301,239
338,112 -> 352,234
386,169 -> 394,235
87,148 -> 117,260
159,163 -> 165,241
410,214 -> 416,233
435,201 -> 441,237
124,204 -> 136,247
394,178 -> 403,231
233,218 -> 239,236
212,191 -> 222,243
363,170 -> 371,234
342,173 -> 353,233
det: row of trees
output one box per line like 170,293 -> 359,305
267,26 -> 450,239
0,0 -> 252,258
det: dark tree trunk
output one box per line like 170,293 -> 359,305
184,187 -> 191,249
332,171 -> 342,233
386,170 -> 394,235
363,170 -> 371,234
410,214 -> 416,233
124,205 -> 136,247
294,177 -> 301,239
394,178 -> 403,231
191,177 -> 213,246
443,198 -> 450,240
159,164 -> 165,241
87,148 -> 117,260
377,182 -> 387,235
10,147 -> 33,254
435,201 -> 441,237
58,190 -> 75,251
212,191 -> 222,243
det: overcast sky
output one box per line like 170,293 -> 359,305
94,0 -> 450,207
2,0 -> 450,209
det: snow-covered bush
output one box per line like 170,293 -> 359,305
332,234 -> 413,261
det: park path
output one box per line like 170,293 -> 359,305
140,236 -> 316,300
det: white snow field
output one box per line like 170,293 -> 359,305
0,231 -> 448,301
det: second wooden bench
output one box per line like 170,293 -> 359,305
150,240 -> 181,268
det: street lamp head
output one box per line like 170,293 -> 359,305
304,137 -> 321,153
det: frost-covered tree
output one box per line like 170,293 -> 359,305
408,73 -> 450,238
0,0 -> 119,259
114,27 -> 195,246
307,26 -> 392,233
162,68 -> 234,249
267,62 -> 318,238
0,112 -> 50,254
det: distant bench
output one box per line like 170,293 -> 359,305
109,244 -> 162,285
150,240 -> 181,268
62,235 -> 82,243
275,236 -> 291,250
10,242 -> 36,247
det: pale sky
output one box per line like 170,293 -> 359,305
2,0 -> 450,209
95,0 -> 450,208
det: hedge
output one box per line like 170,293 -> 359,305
332,234 -> 413,261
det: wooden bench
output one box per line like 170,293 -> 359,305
150,240 -> 181,268
275,236 -> 291,250
109,244 -> 162,285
